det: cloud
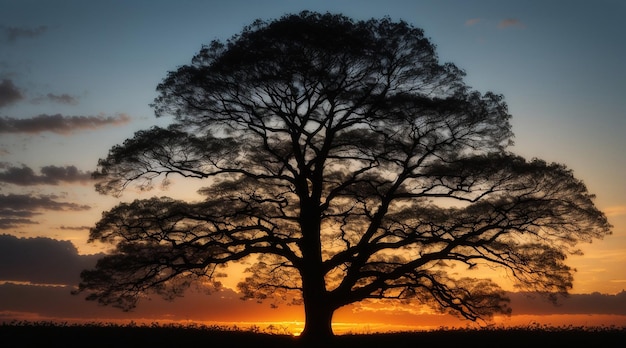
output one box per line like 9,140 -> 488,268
604,205 -> 626,217
0,164 -> 92,186
0,283 -> 300,324
1,25 -> 48,43
0,217 -> 36,230
0,194 -> 90,229
58,225 -> 92,231
498,18 -> 525,29
1,235 -> 625,327
0,234 -> 101,285
0,113 -> 131,134
508,291 -> 626,315
465,18 -> 481,26
0,79 -> 24,107
0,193 -> 91,211
31,93 -> 79,105
0,234 -> 301,323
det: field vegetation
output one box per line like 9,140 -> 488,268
2,321 -> 624,347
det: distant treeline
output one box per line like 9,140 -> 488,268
1,321 -> 625,348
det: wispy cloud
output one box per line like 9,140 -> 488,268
58,225 -> 91,231
0,193 -> 91,212
498,18 -> 525,29
0,164 -> 92,186
1,25 -> 48,43
0,193 -> 90,229
0,113 -> 130,134
604,205 -> 626,217
0,79 -> 24,107
0,216 -> 36,230
465,18 -> 481,26
31,93 -> 79,106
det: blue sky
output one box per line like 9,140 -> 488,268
1,0 -> 625,327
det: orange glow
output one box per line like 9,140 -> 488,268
3,314 -> 624,336
4,282 -> 625,335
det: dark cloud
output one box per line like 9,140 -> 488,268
0,283 -> 298,324
0,234 -> 101,285
0,283 -> 129,321
58,225 -> 91,231
509,291 -> 626,315
0,208 -> 39,229
0,217 -> 36,230
0,164 -> 92,186
0,79 -> 24,107
1,25 -> 48,43
0,193 -> 91,211
31,93 -> 79,105
0,194 -> 90,229
0,113 -> 130,134
0,234 -> 296,322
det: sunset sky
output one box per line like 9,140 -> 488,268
1,0 -> 625,333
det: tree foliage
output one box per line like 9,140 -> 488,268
76,12 -> 611,340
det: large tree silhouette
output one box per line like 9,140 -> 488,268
76,12 -> 611,342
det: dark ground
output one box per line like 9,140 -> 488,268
2,322 -> 625,348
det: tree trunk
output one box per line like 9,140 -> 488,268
299,298 -> 335,344
297,175 -> 335,344
297,204 -> 336,344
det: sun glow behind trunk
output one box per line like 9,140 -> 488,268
159,313 -> 626,335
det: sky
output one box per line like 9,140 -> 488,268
1,0 -> 625,333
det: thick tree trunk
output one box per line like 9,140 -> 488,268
299,298 -> 335,344
297,198 -> 336,344
298,227 -> 336,344
295,170 -> 337,344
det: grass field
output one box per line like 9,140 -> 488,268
2,321 -> 625,348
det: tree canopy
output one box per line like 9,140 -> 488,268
76,12 -> 612,342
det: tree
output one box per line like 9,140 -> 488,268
75,12 -> 611,343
